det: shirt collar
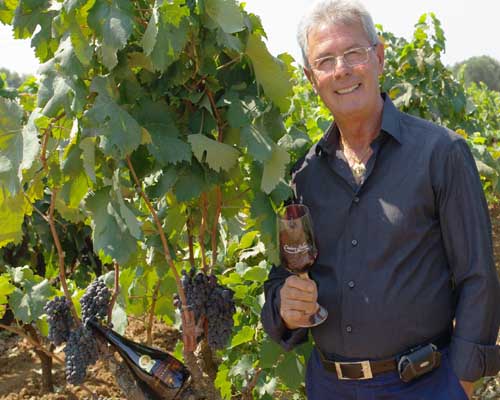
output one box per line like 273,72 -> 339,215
315,93 -> 402,157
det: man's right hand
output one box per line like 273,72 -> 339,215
279,275 -> 319,330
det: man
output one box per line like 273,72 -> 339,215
261,0 -> 500,399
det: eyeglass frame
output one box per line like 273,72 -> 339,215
309,44 -> 379,74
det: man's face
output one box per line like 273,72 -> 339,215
304,22 -> 384,121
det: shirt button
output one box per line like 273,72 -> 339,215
351,239 -> 358,247
353,196 -> 360,204
348,280 -> 355,289
346,325 -> 352,333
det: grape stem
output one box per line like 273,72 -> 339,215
108,261 -> 120,325
199,192 -> 208,273
146,281 -> 161,346
211,186 -> 222,268
40,112 -> 65,172
186,213 -> 196,269
242,367 -> 263,400
125,156 -> 197,352
48,189 -> 80,324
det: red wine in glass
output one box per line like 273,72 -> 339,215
278,204 -> 328,327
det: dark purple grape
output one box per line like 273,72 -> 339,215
80,279 -> 111,324
44,296 -> 74,345
64,326 -> 98,385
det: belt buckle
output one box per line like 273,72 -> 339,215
335,360 -> 373,380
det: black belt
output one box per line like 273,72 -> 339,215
318,332 -> 451,380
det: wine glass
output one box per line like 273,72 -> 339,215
277,203 -> 328,327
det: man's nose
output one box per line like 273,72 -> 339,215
332,57 -> 351,79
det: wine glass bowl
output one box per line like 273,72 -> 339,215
278,204 -> 328,327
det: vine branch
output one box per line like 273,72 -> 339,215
146,281 -> 161,346
48,189 -> 80,324
186,213 -> 196,270
40,113 -> 65,172
108,261 -> 120,325
199,192 -> 208,273
126,156 -> 196,352
211,186 -> 222,268
0,323 -> 64,364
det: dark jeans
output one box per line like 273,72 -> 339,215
306,347 -> 468,399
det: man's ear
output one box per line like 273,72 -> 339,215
304,67 -> 317,93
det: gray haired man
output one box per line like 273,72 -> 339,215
261,0 -> 500,398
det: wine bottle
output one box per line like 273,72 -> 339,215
87,319 -> 190,400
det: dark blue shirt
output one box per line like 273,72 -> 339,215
261,94 -> 500,381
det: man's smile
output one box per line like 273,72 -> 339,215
335,83 -> 361,95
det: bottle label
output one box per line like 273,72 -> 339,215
139,355 -> 156,373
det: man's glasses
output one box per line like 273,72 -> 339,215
310,44 -> 378,74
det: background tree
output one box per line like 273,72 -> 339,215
452,55 -> 500,92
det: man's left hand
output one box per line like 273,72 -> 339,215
459,380 -> 474,399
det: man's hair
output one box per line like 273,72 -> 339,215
297,0 -> 379,68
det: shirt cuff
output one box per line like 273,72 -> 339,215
449,335 -> 500,381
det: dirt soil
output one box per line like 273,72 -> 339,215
1,206 -> 500,400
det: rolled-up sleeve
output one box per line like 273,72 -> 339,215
261,265 -> 309,351
435,138 -> 500,381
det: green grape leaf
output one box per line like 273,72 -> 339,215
261,146 -> 290,194
238,231 -> 258,249
111,299 -> 128,335
245,33 -> 293,112
148,130 -> 192,166
230,325 -> 254,348
259,338 -> 283,369
188,134 -> 239,172
85,77 -> 141,158
229,354 -> 253,377
174,164 -> 208,202
143,6 -> 190,72
214,367 -> 232,400
241,124 -> 274,163
8,279 -> 52,323
79,137 -> 96,183
0,274 -> 15,319
68,13 -> 92,66
86,189 -> 138,265
0,190 -> 31,247
0,98 -> 24,194
275,351 -> 305,390
204,0 -> 244,34
0,0 -> 17,25
88,0 -> 134,70
242,265 -> 268,282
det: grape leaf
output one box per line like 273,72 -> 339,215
188,134 -> 240,172
86,189 -> 138,265
85,76 -> 141,158
261,145 -> 289,194
8,279 -> 52,323
0,190 -> 31,247
88,0 -> 134,70
143,5 -> 190,72
214,367 -> 232,400
245,33 -> 293,112
241,124 -> 273,163
0,98 -> 24,194
275,351 -> 305,390
230,325 -> 254,348
204,0 -> 244,34
79,137 -> 96,183
0,274 -> 15,319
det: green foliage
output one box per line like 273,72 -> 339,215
452,55 -> 500,92
1,4 -> 499,399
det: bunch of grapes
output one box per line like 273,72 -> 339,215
44,296 -> 74,346
80,279 -> 111,324
206,286 -> 236,350
175,269 -> 236,350
64,326 -> 99,385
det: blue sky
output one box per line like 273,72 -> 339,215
0,0 -> 498,75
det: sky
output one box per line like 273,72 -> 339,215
0,0 -> 499,75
